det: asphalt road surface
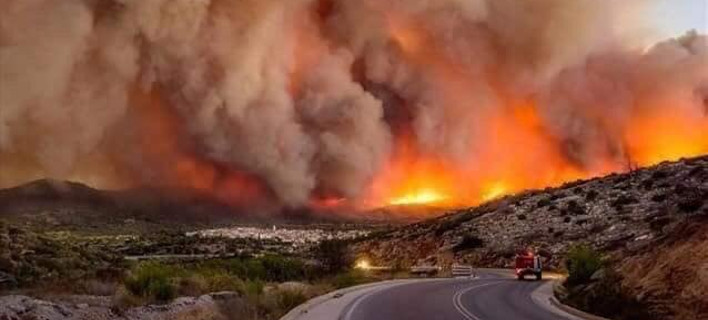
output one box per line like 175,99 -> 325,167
284,270 -> 584,320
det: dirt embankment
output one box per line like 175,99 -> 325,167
619,218 -> 708,320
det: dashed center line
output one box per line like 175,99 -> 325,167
453,281 -> 505,320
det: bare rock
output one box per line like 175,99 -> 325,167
0,294 -> 221,320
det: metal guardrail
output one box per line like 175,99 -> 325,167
451,264 -> 474,277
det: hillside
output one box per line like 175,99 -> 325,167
0,179 -> 354,234
355,156 -> 707,319
0,179 -> 250,233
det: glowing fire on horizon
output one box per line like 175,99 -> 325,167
481,183 -> 509,203
388,188 -> 449,206
364,103 -> 708,209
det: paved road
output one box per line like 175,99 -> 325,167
284,271 -> 585,320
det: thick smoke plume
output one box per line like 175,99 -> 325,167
1,0 -> 707,210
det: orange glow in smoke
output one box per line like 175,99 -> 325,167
132,6 -> 708,212
312,11 -> 582,209
363,99 -> 618,209
309,196 -> 347,210
626,109 -> 708,166
130,86 -> 267,206
212,11 -> 708,211
389,18 -> 426,56
365,97 -> 707,210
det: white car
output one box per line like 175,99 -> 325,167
410,265 -> 441,277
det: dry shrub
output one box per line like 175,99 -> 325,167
111,286 -> 145,312
216,297 -> 259,320
204,273 -> 243,293
81,279 -> 118,296
178,274 -> 209,297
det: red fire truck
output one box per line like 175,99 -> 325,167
515,250 -> 542,281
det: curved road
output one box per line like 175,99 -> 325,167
284,271 -> 586,320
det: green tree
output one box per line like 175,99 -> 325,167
565,244 -> 603,286
314,239 -> 352,274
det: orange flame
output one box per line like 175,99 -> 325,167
362,101 -> 603,209
364,96 -> 706,211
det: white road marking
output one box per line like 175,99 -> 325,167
341,281 -> 425,320
341,286 -> 378,320
453,281 -> 505,320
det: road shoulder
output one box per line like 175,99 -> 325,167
531,281 -> 610,320
280,279 -> 430,320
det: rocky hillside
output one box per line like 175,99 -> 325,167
356,156 -> 707,319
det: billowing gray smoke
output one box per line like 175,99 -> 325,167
1,0 -> 706,208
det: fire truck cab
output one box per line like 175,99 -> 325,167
515,251 -> 542,281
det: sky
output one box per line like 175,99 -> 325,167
651,0 -> 707,38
